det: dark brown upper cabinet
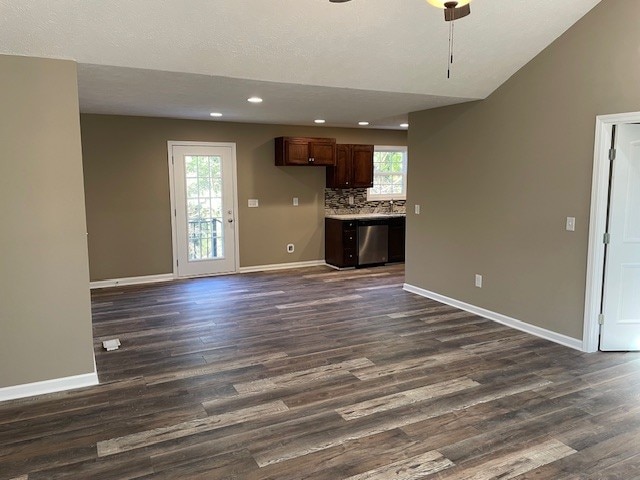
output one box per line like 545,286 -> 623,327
326,144 -> 374,189
275,137 -> 336,166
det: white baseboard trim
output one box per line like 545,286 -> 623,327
90,262 -> 329,288
403,283 -> 584,352
239,260 -> 326,274
90,273 -> 175,290
0,371 -> 99,402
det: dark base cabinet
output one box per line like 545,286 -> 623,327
325,218 -> 357,268
326,216 -> 406,268
388,216 -> 406,263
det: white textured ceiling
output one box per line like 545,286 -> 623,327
0,0 -> 601,128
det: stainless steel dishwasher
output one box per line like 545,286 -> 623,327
357,219 -> 389,266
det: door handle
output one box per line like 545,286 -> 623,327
228,218 -> 234,223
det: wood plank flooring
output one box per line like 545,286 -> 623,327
1,264 -> 640,479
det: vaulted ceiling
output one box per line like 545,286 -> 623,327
0,0 -> 601,128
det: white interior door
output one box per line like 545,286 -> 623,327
601,124 -> 640,350
171,143 -> 237,277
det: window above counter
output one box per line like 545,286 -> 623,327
367,146 -> 408,201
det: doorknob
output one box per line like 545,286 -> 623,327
228,218 -> 234,223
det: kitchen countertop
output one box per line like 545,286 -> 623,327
325,213 -> 406,220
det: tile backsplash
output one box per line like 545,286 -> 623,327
325,188 -> 406,215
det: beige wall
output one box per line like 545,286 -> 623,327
81,115 -> 406,280
0,55 -> 95,388
406,0 -> 640,340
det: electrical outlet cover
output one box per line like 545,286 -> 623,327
102,339 -> 121,351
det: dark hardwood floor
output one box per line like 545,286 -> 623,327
2,264 -> 640,479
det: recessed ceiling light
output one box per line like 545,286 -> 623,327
358,121 -> 370,126
247,96 -> 263,103
400,123 -> 409,128
314,119 -> 326,124
210,112 -> 223,117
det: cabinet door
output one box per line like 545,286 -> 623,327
285,139 -> 311,165
276,137 -> 337,166
327,145 -> 352,188
388,217 -> 406,263
351,145 -> 374,187
309,141 -> 336,166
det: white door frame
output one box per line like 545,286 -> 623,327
583,111 -> 640,352
167,141 -> 240,278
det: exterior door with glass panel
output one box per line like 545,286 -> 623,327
171,144 -> 237,277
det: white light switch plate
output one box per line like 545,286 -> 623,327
566,217 -> 575,231
293,197 -> 299,206
415,204 -> 421,215
475,274 -> 483,288
248,199 -> 259,208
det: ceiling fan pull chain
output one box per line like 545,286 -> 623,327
448,19 -> 454,78
451,20 -> 455,65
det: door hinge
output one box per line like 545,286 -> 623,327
174,208 -> 177,217
609,148 -> 616,161
603,232 -> 611,244
176,259 -> 179,267
598,314 -> 605,325
172,155 -> 175,165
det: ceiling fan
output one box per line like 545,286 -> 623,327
329,0 -> 472,78
330,0 -> 470,20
